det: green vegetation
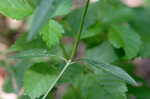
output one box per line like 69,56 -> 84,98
0,0 -> 150,99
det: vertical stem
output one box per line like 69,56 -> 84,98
43,0 -> 90,98
70,0 -> 90,60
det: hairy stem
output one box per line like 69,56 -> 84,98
70,0 -> 90,60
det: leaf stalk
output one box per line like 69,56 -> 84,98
70,0 -> 90,60
43,60 -> 72,99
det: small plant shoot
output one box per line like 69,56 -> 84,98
0,0 -> 150,99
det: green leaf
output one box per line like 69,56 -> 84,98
40,20 -> 64,48
52,0 -> 72,17
130,8 -> 150,58
3,75 -> 15,93
19,95 -> 31,99
0,0 -> 33,19
24,62 -> 58,99
0,61 -> 5,67
12,60 -> 34,91
140,44 -> 150,58
26,0 -> 41,8
108,24 -> 142,59
3,60 -> 34,93
28,0 -> 55,40
86,41 -> 118,63
98,5 -> 134,24
28,0 -> 73,40
63,86 -> 83,99
101,8 -> 133,24
128,86 -> 150,99
11,49 -> 55,59
59,63 -> 85,83
10,34 -> 48,51
83,59 -> 137,86
64,71 -> 127,99
64,2 -> 98,35
81,22 -> 103,39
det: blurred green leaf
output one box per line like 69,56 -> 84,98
26,0 -> 41,8
11,49 -> 55,59
12,60 -> 33,91
81,22 -> 103,39
98,0 -> 134,24
28,0 -> 72,40
63,86 -> 83,99
63,2 -> 99,35
86,41 -> 118,63
108,24 -> 142,59
24,62 -> 59,99
40,20 -> 64,48
130,8 -> 150,58
19,95 -> 31,99
83,59 -> 137,86
28,0 -> 55,40
10,34 -> 48,51
0,61 -> 5,67
3,75 -> 15,93
140,41 -> 150,58
52,0 -> 72,17
59,63 -> 85,83
64,71 -> 127,99
0,0 -> 33,19
128,86 -> 150,99
3,60 -> 34,93
100,7 -> 134,24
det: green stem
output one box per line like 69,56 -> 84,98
70,0 -> 90,60
43,0 -> 90,98
42,60 -> 71,99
